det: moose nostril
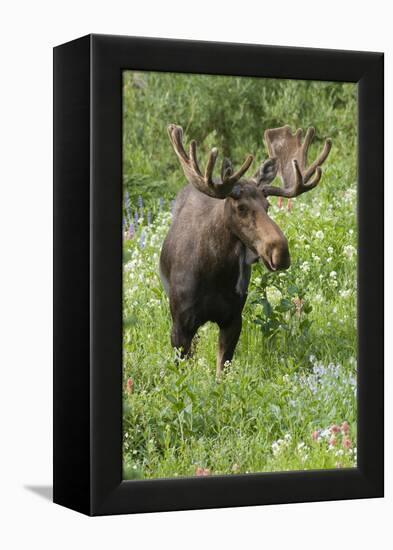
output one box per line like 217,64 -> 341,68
271,247 -> 290,271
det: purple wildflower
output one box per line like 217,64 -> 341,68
134,210 -> 139,225
128,222 -> 135,239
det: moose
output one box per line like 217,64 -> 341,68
160,124 -> 332,378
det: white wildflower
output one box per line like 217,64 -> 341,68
300,261 -> 310,273
343,244 -> 356,259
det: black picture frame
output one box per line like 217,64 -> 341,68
53,34 -> 384,516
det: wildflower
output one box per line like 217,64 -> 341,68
315,230 -> 324,239
343,244 -> 356,259
293,296 -> 304,316
266,286 -> 282,306
300,261 -> 310,273
231,463 -> 240,473
147,210 -> 152,226
342,437 -> 352,449
134,210 -> 139,225
272,442 -> 280,456
329,271 -> 337,278
128,222 -> 135,239
195,467 -> 210,476
311,430 -> 320,441
330,425 -> 340,434
126,378 -> 133,394
327,246 -> 334,254
341,421 -> 350,434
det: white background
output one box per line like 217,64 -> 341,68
0,1 -> 391,548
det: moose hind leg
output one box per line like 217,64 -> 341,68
216,316 -> 242,379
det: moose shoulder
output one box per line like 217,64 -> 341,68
160,124 -> 332,378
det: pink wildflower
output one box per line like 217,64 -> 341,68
329,437 -> 338,447
311,431 -> 320,441
126,378 -> 134,395
195,467 -> 210,476
331,425 -> 340,434
341,421 -> 350,435
342,437 -> 352,449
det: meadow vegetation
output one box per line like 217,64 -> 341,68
122,71 -> 357,479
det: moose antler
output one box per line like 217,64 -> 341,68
167,124 -> 254,199
261,125 -> 332,198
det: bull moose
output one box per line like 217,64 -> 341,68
160,124 -> 332,378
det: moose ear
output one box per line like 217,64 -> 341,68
255,158 -> 278,187
229,184 -> 242,200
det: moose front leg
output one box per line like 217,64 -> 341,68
171,321 -> 196,360
216,316 -> 242,380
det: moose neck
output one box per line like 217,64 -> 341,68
204,198 -> 251,270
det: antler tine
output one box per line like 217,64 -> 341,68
302,127 -> 315,152
167,124 -> 188,162
303,138 -> 332,183
168,124 -> 253,199
261,125 -> 331,199
205,147 -> 219,182
189,139 -> 203,176
225,154 -> 254,184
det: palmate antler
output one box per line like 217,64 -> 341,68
167,124 -> 254,199
261,125 -> 332,198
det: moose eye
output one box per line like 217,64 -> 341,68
237,204 -> 248,216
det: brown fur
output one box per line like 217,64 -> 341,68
160,181 -> 290,378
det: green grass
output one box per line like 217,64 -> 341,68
122,72 -> 357,479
